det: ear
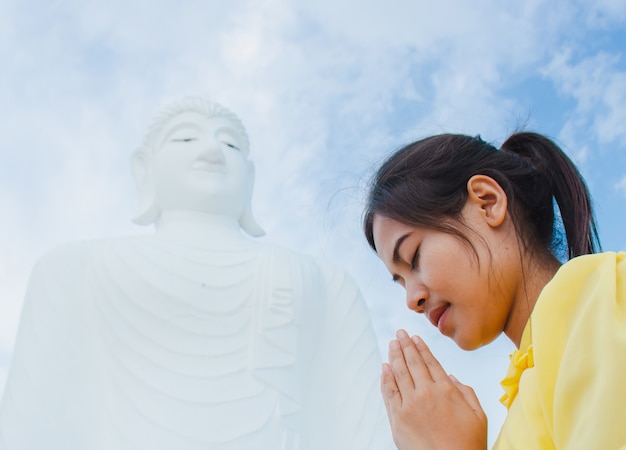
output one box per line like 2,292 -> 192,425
466,175 -> 508,227
238,160 -> 266,237
246,160 -> 255,194
130,148 -> 160,226
131,148 -> 149,186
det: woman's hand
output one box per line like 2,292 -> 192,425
382,329 -> 487,450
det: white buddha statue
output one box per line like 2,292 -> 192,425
0,98 -> 392,450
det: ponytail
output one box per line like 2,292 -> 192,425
500,132 -> 600,258
364,132 -> 600,261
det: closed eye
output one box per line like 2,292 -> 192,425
171,137 -> 197,142
410,248 -> 420,270
223,142 -> 240,151
391,274 -> 405,288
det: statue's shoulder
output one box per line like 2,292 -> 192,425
36,240 -> 92,268
35,236 -> 140,269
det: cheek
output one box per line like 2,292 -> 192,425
154,150 -> 186,173
225,160 -> 248,184
226,152 -> 246,168
153,159 -> 185,188
153,161 -> 175,185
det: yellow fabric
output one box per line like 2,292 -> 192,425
499,327 -> 534,409
494,252 -> 626,449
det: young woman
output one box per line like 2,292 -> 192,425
363,132 -> 626,449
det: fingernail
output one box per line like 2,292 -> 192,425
389,340 -> 400,350
396,329 -> 408,339
449,374 -> 459,383
411,335 -> 423,345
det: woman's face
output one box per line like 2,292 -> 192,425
372,206 -> 521,350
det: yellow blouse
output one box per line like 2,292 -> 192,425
494,252 -> 626,449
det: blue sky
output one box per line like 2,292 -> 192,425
1,0 -> 625,444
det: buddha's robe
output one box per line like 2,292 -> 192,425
0,236 -> 392,450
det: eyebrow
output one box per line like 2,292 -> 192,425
160,122 -> 202,144
392,233 -> 412,263
215,126 -> 246,151
215,125 -> 239,136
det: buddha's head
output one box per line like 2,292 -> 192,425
131,97 -> 265,237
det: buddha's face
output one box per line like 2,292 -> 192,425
151,111 -> 251,217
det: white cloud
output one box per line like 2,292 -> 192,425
544,50 -> 626,148
615,176 -> 626,196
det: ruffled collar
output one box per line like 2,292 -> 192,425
499,323 -> 534,409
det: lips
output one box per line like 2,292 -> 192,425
427,304 -> 450,330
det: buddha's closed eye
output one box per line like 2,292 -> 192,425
224,142 -> 240,150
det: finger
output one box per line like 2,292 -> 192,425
449,374 -> 485,418
412,335 -> 449,381
388,339 -> 415,393
381,362 -> 402,412
395,329 -> 433,383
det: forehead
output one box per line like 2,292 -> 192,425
372,215 -> 415,260
159,111 -> 240,135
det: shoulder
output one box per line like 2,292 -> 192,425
531,250 -> 626,379
32,240 -> 94,278
531,251 -> 626,378
526,251 -> 626,448
37,240 -> 90,264
553,251 -> 623,277
559,250 -> 625,276
33,237 -> 141,275
537,251 -> 625,312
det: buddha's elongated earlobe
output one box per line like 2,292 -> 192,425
239,160 -> 265,237
131,147 -> 161,225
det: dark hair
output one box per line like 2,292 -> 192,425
363,132 -> 600,260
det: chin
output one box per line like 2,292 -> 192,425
453,332 -> 500,351
451,334 -> 484,351
456,341 -> 482,351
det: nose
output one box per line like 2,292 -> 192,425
201,138 -> 226,163
406,281 -> 428,313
